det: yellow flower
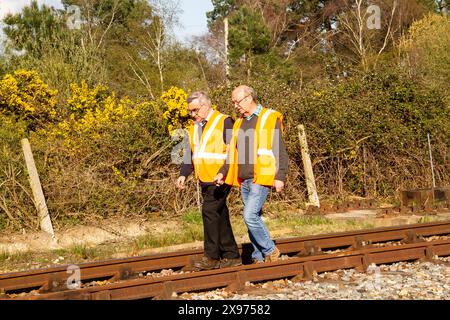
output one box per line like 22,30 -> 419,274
160,86 -> 190,135
0,69 -> 58,120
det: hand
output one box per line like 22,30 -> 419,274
176,176 -> 186,189
273,180 -> 284,193
213,173 -> 224,186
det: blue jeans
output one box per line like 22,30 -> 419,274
241,179 -> 275,261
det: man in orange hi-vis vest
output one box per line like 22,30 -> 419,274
175,91 -> 241,270
214,85 -> 289,264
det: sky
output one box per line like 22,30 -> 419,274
0,0 -> 64,17
173,0 -> 213,41
0,0 -> 213,42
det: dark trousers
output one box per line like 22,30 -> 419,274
201,184 -> 240,260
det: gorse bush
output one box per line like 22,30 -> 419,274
0,73 -> 190,229
161,86 -> 190,135
0,70 -> 58,129
67,81 -> 110,116
43,84 -> 146,155
28,81 -> 184,225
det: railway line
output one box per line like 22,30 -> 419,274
1,220 -> 449,300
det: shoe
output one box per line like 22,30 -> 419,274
219,257 -> 242,268
252,259 -> 264,264
193,256 -> 220,270
264,246 -> 280,263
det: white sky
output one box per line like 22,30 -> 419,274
173,0 -> 213,41
0,0 -> 63,17
0,0 -> 212,42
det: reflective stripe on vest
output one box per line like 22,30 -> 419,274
257,149 -> 274,157
257,109 -> 276,159
197,114 -> 226,157
259,109 -> 274,135
189,110 -> 228,182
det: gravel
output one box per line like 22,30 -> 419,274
178,259 -> 450,300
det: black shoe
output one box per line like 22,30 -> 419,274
193,256 -> 220,270
219,257 -> 242,268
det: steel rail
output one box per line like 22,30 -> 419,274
1,220 -> 449,294
9,238 -> 450,300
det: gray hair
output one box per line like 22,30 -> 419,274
244,86 -> 257,101
234,85 -> 258,102
187,91 -> 211,107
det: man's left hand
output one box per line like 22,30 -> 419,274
213,173 -> 225,186
273,180 -> 284,193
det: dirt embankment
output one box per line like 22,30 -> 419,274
0,217 -> 183,255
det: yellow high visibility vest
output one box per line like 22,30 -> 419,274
189,110 -> 228,183
225,107 -> 284,187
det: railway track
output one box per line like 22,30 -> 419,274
1,220 -> 449,300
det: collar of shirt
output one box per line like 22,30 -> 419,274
245,104 -> 263,121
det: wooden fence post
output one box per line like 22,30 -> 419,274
297,125 -> 320,208
21,138 -> 55,238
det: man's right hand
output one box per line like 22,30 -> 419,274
176,176 -> 186,189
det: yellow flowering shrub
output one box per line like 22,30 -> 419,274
52,97 -> 139,137
0,69 -> 58,124
67,80 -> 109,115
42,82 -> 148,155
160,86 -> 191,134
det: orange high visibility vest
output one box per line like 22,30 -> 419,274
225,107 -> 284,187
189,110 -> 228,183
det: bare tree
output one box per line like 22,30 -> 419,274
75,0 -> 120,53
137,0 -> 180,92
126,52 -> 156,99
336,0 -> 398,71
191,23 -> 227,82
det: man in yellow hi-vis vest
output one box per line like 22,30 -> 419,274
175,91 -> 241,270
214,85 -> 288,264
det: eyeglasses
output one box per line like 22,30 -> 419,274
232,94 -> 250,107
188,104 -> 205,117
